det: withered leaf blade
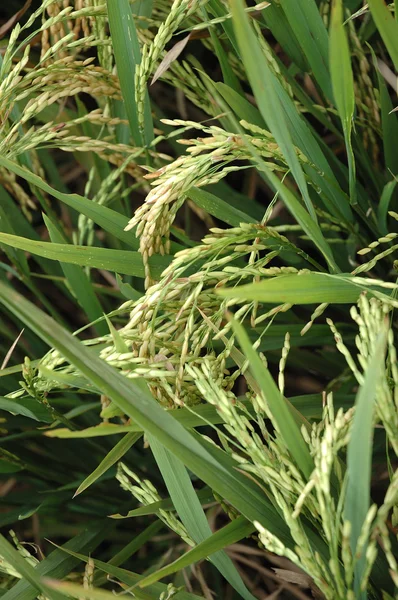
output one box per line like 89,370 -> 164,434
151,33 -> 191,85
1,329 -> 24,370
272,568 -> 312,587
0,0 -> 32,40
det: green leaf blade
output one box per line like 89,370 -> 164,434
279,0 -> 332,100
107,0 -> 153,146
216,272 -> 394,304
74,432 -> 142,496
138,515 -> 254,589
368,0 -> 398,70
230,319 -> 314,480
0,232 -> 171,279
0,156 -> 138,249
0,280 -> 297,550
330,0 -> 356,204
149,437 -> 257,600
230,0 -> 317,222
344,326 -> 388,599
44,214 -> 107,336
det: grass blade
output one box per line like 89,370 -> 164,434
378,180 -> 397,235
344,325 -> 388,599
279,0 -> 332,100
74,432 -> 142,497
137,516 -> 255,588
1,526 -> 106,600
368,0 -> 398,70
44,547 -> 205,600
111,488 -> 214,519
0,536 -> 62,600
370,45 -> 398,176
261,170 -> 338,272
103,521 -> 163,567
207,21 -> 244,94
203,77 -> 340,270
0,232 -> 171,279
43,580 -> 158,600
149,436 -> 257,600
107,0 -> 153,145
0,156 -> 138,249
214,44 -> 353,225
187,187 -> 257,227
216,82 -> 265,128
45,391 -> 346,437
230,318 -> 313,479
330,0 -> 356,204
0,203 -> 30,277
230,0 -> 317,222
45,424 -> 139,438
0,186 -> 61,276
0,397 -> 52,422
260,2 -> 308,70
216,272 -> 395,304
0,280 -> 296,548
43,214 -> 106,336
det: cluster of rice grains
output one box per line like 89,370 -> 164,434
0,0 -> 219,209
126,118 -> 295,287
32,219 -> 299,407
2,1 -> 398,596
252,295 -> 398,599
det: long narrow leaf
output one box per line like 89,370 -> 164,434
0,536 -> 61,600
137,516 -> 255,588
230,0 -> 317,221
45,545 -> 205,600
368,0 -> 398,70
0,397 -> 52,423
202,77 -> 339,270
44,215 -> 106,336
149,436 -> 257,600
216,272 -> 396,304
260,2 -> 308,70
0,156 -> 138,249
216,82 -> 265,128
0,185 -> 61,276
378,181 -> 397,235
330,0 -> 356,204
1,526 -> 106,600
187,187 -> 257,227
107,0 -> 153,145
74,432 -> 142,496
111,488 -> 214,519
0,232 -> 170,279
279,0 -> 331,99
344,327 -> 388,599
43,580 -> 164,600
370,45 -> 398,177
230,319 -> 313,479
0,280 -> 295,548
215,31 -> 352,224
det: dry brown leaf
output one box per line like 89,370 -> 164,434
151,33 -> 192,85
273,569 -> 325,599
273,568 -> 312,587
0,0 -> 32,40
1,329 -> 24,370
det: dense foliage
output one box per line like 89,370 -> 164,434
0,0 -> 397,598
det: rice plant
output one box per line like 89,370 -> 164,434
0,0 -> 397,598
